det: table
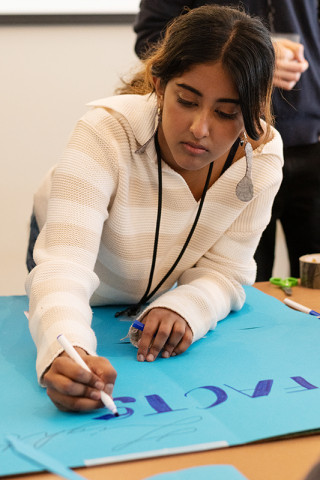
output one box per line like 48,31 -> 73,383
16,282 -> 320,480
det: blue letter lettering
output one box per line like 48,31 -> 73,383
224,380 -> 273,398
185,386 -> 228,408
144,394 -> 187,415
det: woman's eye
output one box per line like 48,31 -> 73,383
215,110 -> 238,120
177,96 -> 197,107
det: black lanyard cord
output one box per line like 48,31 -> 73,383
136,132 -> 163,304
140,159 -> 213,306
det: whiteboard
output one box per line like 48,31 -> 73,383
0,0 -> 140,15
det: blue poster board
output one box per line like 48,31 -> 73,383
1,287 -> 320,476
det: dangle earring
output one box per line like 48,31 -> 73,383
236,132 -> 254,202
135,96 -> 163,154
157,98 -> 163,123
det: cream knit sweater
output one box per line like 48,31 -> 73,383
25,93 -> 283,383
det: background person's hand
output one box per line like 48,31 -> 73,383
43,348 -> 117,412
137,308 -> 193,362
272,38 -> 309,90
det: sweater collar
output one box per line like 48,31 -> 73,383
87,93 -> 158,153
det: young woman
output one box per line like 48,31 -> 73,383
26,5 -> 283,412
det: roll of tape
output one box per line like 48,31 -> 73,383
300,254 -> 320,289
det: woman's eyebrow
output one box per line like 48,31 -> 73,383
176,83 -> 240,104
176,82 -> 202,96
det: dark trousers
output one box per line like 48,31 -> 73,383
255,142 -> 320,280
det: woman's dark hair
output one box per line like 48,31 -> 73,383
118,5 -> 275,140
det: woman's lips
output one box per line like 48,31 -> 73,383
182,142 -> 208,155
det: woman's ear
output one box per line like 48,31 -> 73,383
153,76 -> 164,98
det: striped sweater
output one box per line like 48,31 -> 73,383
25,93 -> 283,383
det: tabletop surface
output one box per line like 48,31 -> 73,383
14,282 -> 320,480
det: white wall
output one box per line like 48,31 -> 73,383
0,21 -> 138,295
0,21 -> 289,295
273,221 -> 290,278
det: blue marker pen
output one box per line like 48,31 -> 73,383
131,320 -> 145,331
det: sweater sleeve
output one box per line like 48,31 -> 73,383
137,147 -> 283,342
25,111 -> 120,384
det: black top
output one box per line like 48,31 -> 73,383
134,0 -> 320,147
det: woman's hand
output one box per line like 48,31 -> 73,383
272,38 -> 309,90
42,348 -> 117,412
137,308 -> 193,362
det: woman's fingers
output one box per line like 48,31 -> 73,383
43,351 -> 117,412
46,382 -> 104,412
86,355 -> 117,395
171,327 -> 193,356
161,321 -> 187,358
162,326 -> 193,359
137,308 -> 193,362
137,314 -> 162,361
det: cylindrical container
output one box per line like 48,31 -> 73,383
300,254 -> 320,289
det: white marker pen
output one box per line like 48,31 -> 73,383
284,298 -> 320,318
57,334 -> 119,416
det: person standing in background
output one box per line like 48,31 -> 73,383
134,0 -> 320,280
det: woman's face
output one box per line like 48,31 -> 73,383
155,61 -> 245,175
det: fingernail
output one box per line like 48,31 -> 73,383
171,352 -> 177,357
90,390 -> 101,400
138,354 -> 145,362
146,353 -> 154,362
162,351 -> 170,358
94,381 -> 104,390
105,383 -> 114,395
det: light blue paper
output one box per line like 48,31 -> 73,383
144,465 -> 248,479
6,436 -> 86,480
1,287 -> 320,476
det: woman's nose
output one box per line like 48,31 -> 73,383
190,112 -> 210,139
